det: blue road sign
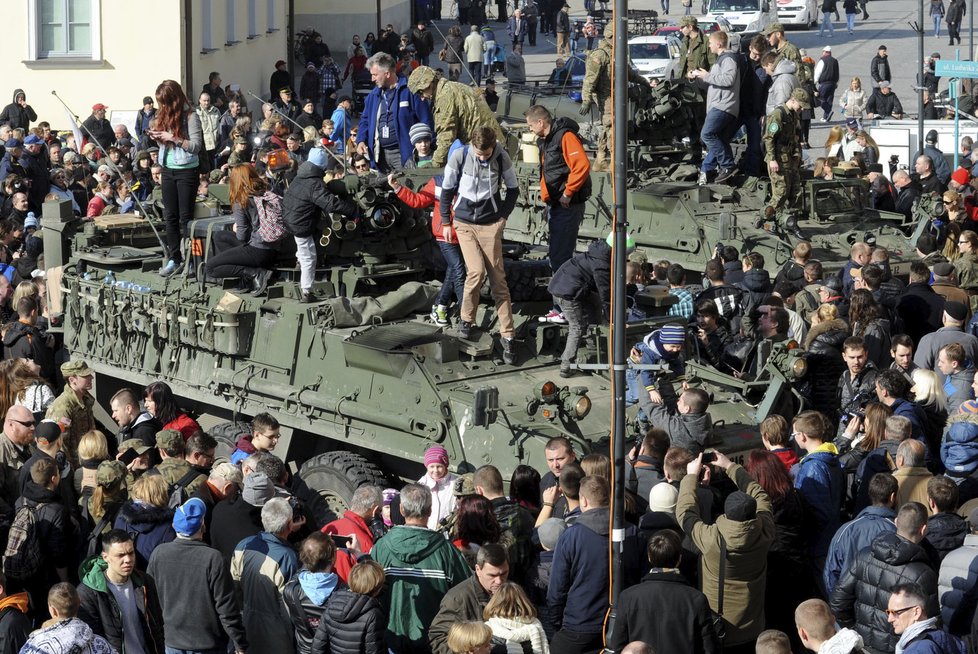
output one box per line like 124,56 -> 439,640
936,59 -> 978,78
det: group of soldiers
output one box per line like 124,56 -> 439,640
579,16 -> 813,238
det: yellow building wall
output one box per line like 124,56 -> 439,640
0,0 -> 287,133
295,0 -> 411,66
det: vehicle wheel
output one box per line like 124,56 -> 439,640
299,451 -> 388,515
209,421 -> 251,460
482,259 -> 553,302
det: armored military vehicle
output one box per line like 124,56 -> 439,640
43,170 -> 808,510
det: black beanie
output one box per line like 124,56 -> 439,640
724,491 -> 757,522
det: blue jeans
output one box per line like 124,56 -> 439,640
684,4 -> 692,14
700,108 -> 737,172
661,0 -> 669,12
547,201 -> 584,275
819,11 -> 833,36
738,114 -> 763,176
436,240 -> 466,307
933,14 -> 942,36
846,13 -> 855,31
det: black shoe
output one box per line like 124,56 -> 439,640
501,336 -> 516,365
714,167 -> 736,184
560,367 -> 577,378
300,291 -> 317,303
252,269 -> 272,296
458,320 -> 473,339
786,216 -> 808,241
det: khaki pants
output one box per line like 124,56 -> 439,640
455,219 -> 515,338
556,32 -> 569,55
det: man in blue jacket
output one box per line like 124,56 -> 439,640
824,472 -> 897,597
355,52 -> 433,172
548,476 -> 642,654
792,410 -> 844,594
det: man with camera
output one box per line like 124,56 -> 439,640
836,337 -> 879,440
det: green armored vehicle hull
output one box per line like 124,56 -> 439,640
44,172 -> 806,509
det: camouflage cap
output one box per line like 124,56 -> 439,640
119,438 -> 151,455
96,460 -> 127,486
603,20 -> 614,39
679,15 -> 698,27
407,66 -> 438,95
452,472 -> 476,497
790,88 -> 811,109
762,22 -> 785,35
156,428 -> 183,450
61,360 -> 94,378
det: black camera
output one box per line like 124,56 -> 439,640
287,495 -> 304,522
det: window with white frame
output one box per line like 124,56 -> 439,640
248,0 -> 258,37
28,0 -> 103,61
226,0 -> 237,44
267,0 -> 278,32
202,0 -> 214,51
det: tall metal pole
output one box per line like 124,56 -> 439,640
605,0 -> 628,646
918,0 -> 925,153
970,0 -> 974,62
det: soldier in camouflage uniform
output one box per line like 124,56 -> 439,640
676,16 -> 716,161
151,429 -> 207,497
45,360 -> 96,469
763,87 -> 809,240
580,20 -> 651,172
407,66 -> 504,168
763,22 -> 802,67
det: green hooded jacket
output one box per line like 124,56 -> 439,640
371,525 -> 472,654
76,555 -> 165,653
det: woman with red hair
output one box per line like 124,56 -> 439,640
746,449 -> 811,651
148,80 -> 204,277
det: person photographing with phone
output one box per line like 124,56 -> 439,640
321,485 -> 384,582
148,80 -> 204,278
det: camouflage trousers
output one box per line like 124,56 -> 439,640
595,95 -> 613,171
768,161 -> 803,220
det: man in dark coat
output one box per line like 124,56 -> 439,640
210,471 -> 275,562
608,529 -> 719,654
77,530 -> 165,654
814,46 -> 840,121
3,295 -> 55,383
82,103 -> 115,153
0,90 -> 36,132
830,502 -> 939,654
895,261 -> 946,346
429,544 -> 509,654
269,60 -> 292,100
870,45 -> 891,88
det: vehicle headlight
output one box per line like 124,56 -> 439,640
564,394 -> 591,420
791,357 -> 808,379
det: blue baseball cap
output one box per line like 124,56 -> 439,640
4,138 -> 22,149
23,134 -> 43,145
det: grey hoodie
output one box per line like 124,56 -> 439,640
766,59 -> 800,115
696,50 -> 741,118
440,142 -> 519,225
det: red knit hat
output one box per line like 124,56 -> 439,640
952,167 -> 971,187
424,445 -> 449,467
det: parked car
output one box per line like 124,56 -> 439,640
776,0 -> 817,28
653,16 -> 742,51
628,35 -> 683,82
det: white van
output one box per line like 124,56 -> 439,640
705,0 -> 779,46
776,0 -> 817,28
628,35 -> 684,82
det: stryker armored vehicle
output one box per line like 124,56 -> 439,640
42,172 -> 810,510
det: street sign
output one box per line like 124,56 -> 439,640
935,59 -> 978,78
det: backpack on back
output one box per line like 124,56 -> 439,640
167,469 -> 200,509
2,503 -> 43,581
254,190 -> 289,245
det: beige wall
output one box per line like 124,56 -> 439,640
0,0 -> 287,133
295,0 -> 411,67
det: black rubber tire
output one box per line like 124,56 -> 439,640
209,421 -> 251,460
299,451 -> 388,515
482,259 -> 553,302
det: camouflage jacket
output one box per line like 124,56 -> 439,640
431,78 -> 504,168
582,40 -> 649,103
763,104 -> 801,163
954,252 -> 978,291
774,40 -> 802,68
46,386 -> 95,461
0,433 -> 31,514
152,458 -> 206,497
678,32 -> 715,79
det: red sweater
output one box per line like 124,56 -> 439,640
322,510 -> 376,582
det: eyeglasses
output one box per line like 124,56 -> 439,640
354,164 -> 369,170
885,605 -> 920,618
9,419 -> 35,428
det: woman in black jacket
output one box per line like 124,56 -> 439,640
849,289 -> 891,368
746,450 -> 811,653
284,532 -> 343,654
311,560 -> 386,654
803,303 -> 850,421
204,163 -> 283,294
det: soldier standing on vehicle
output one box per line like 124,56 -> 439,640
580,21 -> 652,172
407,66 -> 503,168
763,88 -> 810,241
763,23 -> 801,68
676,16 -> 714,162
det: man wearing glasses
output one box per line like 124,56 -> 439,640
829,502 -> 938,653
0,405 -> 35,516
886,583 -> 965,653
45,360 -> 96,470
